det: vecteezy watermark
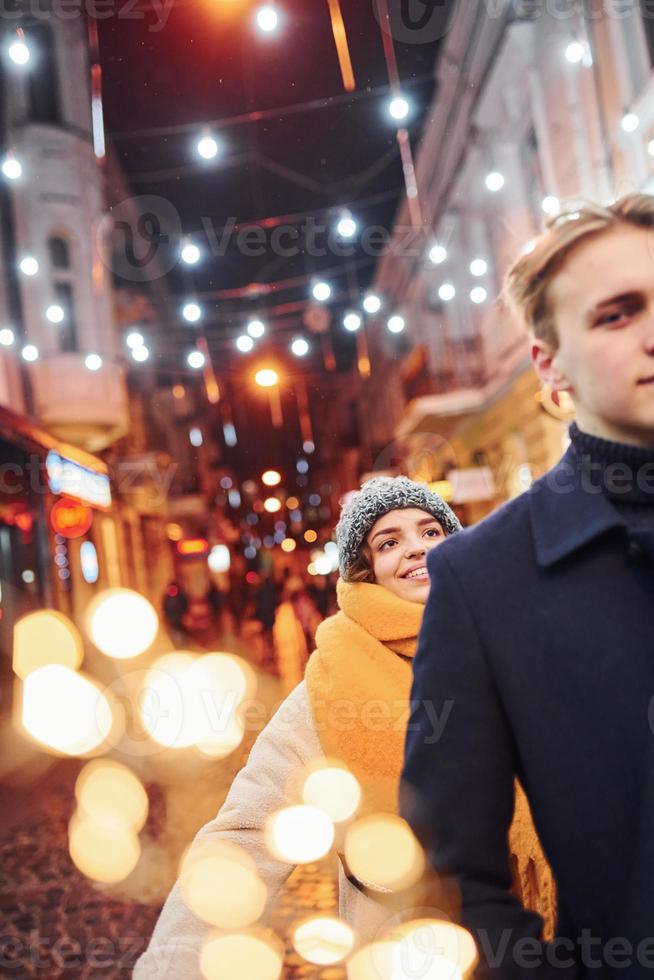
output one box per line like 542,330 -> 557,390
0,0 -> 175,33
475,927 -> 654,971
98,195 -> 182,284
0,930 -> 147,971
372,0 -> 459,45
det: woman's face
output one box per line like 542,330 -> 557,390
365,507 -> 446,604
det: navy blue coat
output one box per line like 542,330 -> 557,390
401,445 -> 654,979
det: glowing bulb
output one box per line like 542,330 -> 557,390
387,315 -> 405,334
180,242 -> 201,265
86,588 -> 158,659
388,96 -> 409,121
565,40 -> 585,63
622,111 -> 640,133
2,154 -> 22,180
291,337 -> 309,357
247,319 -> 266,338
188,350 -> 206,369
485,170 -> 505,192
343,312 -> 361,332
281,538 -> 296,552
131,345 -> 149,362
19,255 -> 38,276
182,301 -> 202,323
469,258 -> 487,277
438,282 -> 456,302
262,470 -> 281,486
196,134 -> 219,160
470,286 -> 487,304
255,368 -> 278,387
21,344 -> 38,362
85,354 -> 102,371
429,243 -> 447,265
312,281 -> 331,302
0,328 -> 15,346
264,497 -> 282,513
126,331 -> 144,349
256,4 -> 279,32
336,212 -> 357,238
236,335 -> 254,353
8,39 -> 30,67
362,293 -> 381,314
46,303 -> 65,323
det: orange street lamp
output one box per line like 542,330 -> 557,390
255,368 -> 282,427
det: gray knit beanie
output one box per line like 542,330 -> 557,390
336,475 -> 462,581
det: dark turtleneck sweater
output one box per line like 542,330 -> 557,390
569,422 -> 654,531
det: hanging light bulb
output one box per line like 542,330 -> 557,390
565,39 -> 585,64
236,335 -> 254,353
469,258 -> 487,277
621,110 -> 640,133
7,33 -> 30,67
0,328 -> 15,346
126,331 -> 144,349
485,171 -> 505,192
182,301 -> 202,323
362,293 -> 381,314
247,319 -> 266,338
2,153 -> 22,180
428,243 -> 447,265
46,304 -> 65,324
312,281 -> 331,302
255,4 -> 279,33
85,354 -> 103,371
343,312 -> 361,332
196,133 -> 219,160
388,95 -> 410,121
131,345 -> 149,363
336,211 -> 357,239
438,283 -> 456,302
180,242 -> 201,265
188,350 -> 206,369
19,255 -> 39,276
291,337 -> 309,357
21,344 -> 38,362
470,286 -> 487,305
387,315 -> 405,334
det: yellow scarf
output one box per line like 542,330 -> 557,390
305,578 -> 423,815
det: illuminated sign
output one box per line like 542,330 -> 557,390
177,538 -> 209,557
50,498 -> 93,539
46,451 -> 111,509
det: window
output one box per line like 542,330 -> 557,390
48,237 -> 70,270
54,281 -> 77,352
27,25 -> 61,125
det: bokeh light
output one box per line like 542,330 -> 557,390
13,610 -> 83,679
68,810 -> 140,883
180,840 -> 267,928
384,919 -> 478,980
265,805 -> 334,864
293,916 -> 354,965
344,814 -> 425,892
21,664 -> 113,756
302,765 -> 361,823
75,759 -> 149,832
86,589 -> 158,659
264,497 -> 282,513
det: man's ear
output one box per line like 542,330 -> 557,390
531,338 -> 571,392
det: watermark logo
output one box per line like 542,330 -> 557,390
373,0 -> 457,45
98,195 -> 181,283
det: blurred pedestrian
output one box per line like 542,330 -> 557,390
162,580 -> 189,648
136,477 -> 548,977
272,577 -> 309,695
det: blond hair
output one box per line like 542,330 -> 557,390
504,193 -> 654,348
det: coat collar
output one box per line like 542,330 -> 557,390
528,445 -> 626,568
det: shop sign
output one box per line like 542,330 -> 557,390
50,498 -> 93,539
46,451 -> 111,509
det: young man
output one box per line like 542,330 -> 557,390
401,194 -> 654,979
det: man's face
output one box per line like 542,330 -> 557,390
533,225 -> 654,446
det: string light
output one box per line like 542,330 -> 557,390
438,283 -> 456,302
485,170 -> 505,192
2,153 -> 22,180
388,95 -> 409,121
336,210 -> 357,239
126,331 -> 144,349
19,255 -> 38,276
470,286 -> 487,305
387,315 -> 405,334
236,335 -> 254,353
182,301 -> 202,323
291,337 -> 309,357
196,133 -> 220,160
343,312 -> 361,332
188,350 -> 206,369
247,319 -> 266,338
0,328 -> 15,346
621,110 -> 639,133
362,293 -> 381,314
46,304 -> 65,323
428,243 -> 447,265
131,345 -> 149,362
255,368 -> 279,387
312,281 -> 331,302
7,35 -> 30,67
255,4 -> 279,33
22,344 -> 38,362
180,242 -> 201,265
469,258 -> 487,277
85,354 -> 102,371
565,39 -> 585,63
